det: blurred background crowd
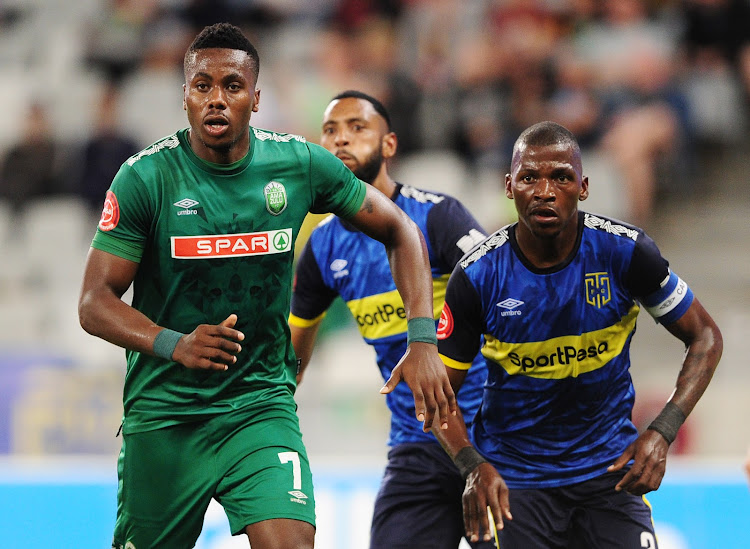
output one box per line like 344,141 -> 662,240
0,0 -> 749,462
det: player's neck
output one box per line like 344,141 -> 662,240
371,171 -> 398,201
515,221 -> 579,269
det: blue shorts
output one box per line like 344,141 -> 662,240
370,442 -> 496,549
499,469 -> 658,549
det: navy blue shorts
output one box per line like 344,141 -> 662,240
369,442 -> 496,549
498,469 -> 658,549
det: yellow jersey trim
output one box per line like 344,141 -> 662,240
440,353 -> 473,371
288,312 -> 326,328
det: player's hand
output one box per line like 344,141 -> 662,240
173,314 -> 245,371
608,429 -> 669,495
380,341 -> 457,431
463,462 -> 512,543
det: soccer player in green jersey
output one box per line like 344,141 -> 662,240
78,22 -> 456,549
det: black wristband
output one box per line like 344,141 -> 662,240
454,446 -> 488,481
647,401 -> 686,445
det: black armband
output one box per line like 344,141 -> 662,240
454,446 -> 488,481
647,401 -> 687,445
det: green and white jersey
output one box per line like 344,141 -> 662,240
92,127 -> 366,434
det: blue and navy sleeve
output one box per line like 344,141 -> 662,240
625,231 -> 694,325
437,265 -> 486,369
290,238 -> 339,324
426,196 -> 486,272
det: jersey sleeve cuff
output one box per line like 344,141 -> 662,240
91,232 -> 144,263
288,312 -> 326,328
439,353 -> 473,371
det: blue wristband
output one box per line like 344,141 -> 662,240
153,328 -> 184,360
406,317 -> 438,346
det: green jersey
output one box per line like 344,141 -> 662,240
92,127 -> 366,434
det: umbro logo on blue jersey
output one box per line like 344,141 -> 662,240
497,298 -> 524,317
330,259 -> 349,279
174,198 -> 199,216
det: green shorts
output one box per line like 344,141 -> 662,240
112,405 -> 315,549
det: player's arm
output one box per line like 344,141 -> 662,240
78,248 -> 243,370
432,267 -> 511,542
610,237 -> 723,494
289,237 -> 338,384
611,296 -> 722,494
347,184 -> 457,430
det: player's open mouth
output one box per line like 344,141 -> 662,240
204,118 -> 229,137
531,207 -> 558,222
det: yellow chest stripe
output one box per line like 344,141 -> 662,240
347,275 -> 449,340
481,304 -> 640,379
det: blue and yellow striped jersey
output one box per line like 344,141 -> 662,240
437,212 -> 694,488
290,184 -> 488,446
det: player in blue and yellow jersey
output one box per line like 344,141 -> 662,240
78,24 -> 458,549
289,91 -> 495,549
432,121 -> 723,547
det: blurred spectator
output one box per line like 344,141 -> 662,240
84,0 -> 161,82
117,16 -> 193,146
352,16 -> 423,155
74,83 -> 139,211
0,102 -> 63,211
572,0 -> 688,227
680,0 -> 750,145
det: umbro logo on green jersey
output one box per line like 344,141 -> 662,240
174,198 -> 199,216
288,490 -> 308,504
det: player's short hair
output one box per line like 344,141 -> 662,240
184,22 -> 260,81
514,121 -> 580,158
331,90 -> 392,131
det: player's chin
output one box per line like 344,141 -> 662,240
529,217 -> 562,235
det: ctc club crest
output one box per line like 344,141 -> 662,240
585,272 -> 611,308
264,181 -> 287,215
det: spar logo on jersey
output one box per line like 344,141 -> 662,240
585,272 -> 611,308
264,181 -> 288,215
171,228 -> 293,259
98,190 -> 120,231
174,197 -> 199,216
437,303 -> 454,340
496,298 -> 524,317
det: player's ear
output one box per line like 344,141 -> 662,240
579,176 -> 589,201
505,174 -> 513,199
382,131 -> 397,160
252,88 -> 261,113
183,84 -> 187,111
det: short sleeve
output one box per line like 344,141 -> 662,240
307,143 -> 366,218
90,162 -> 153,262
426,196 -> 486,272
289,237 -> 339,325
626,231 -> 693,325
437,266 -> 485,369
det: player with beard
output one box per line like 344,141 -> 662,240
78,24 -> 458,549
289,90 -> 495,549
